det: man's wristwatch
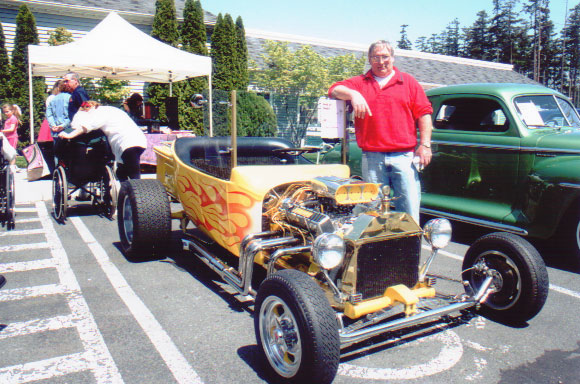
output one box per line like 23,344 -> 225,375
421,142 -> 431,149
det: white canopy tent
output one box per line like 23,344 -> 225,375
27,12 -> 213,142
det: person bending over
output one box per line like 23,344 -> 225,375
59,101 -> 147,181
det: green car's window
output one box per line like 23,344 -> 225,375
434,98 -> 508,132
514,95 -> 580,128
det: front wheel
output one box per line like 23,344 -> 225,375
254,269 -> 340,384
117,179 -> 171,258
462,232 -> 549,324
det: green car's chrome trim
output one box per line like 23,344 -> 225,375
559,183 -> 580,190
420,208 -> 529,236
433,141 -> 580,155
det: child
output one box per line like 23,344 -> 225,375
1,104 -> 21,149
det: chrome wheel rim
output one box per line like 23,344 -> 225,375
259,296 -> 302,378
122,196 -> 134,243
471,251 -> 521,310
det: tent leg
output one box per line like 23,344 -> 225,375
28,61 -> 34,144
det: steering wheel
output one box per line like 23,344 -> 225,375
272,147 -> 318,156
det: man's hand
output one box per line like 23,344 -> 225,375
415,145 -> 432,167
51,125 -> 64,133
350,90 -> 372,119
330,85 -> 372,119
58,132 -> 70,140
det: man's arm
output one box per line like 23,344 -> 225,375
415,114 -> 433,167
330,85 -> 372,119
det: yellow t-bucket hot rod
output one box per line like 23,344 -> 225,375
116,95 -> 548,384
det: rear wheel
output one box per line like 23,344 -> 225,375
101,165 -> 117,219
254,269 -> 340,384
117,179 -> 171,258
462,232 -> 548,324
52,166 -> 68,222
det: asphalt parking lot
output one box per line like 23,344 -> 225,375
1,171 -> 580,383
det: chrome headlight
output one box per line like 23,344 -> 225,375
312,233 -> 345,270
423,218 -> 452,249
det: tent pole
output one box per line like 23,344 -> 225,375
169,81 -> 173,97
209,75 -> 213,137
28,60 -> 34,144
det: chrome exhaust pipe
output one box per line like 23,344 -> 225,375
182,232 -> 299,298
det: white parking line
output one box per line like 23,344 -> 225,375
70,216 -> 204,384
0,202 -> 124,383
423,244 -> 580,300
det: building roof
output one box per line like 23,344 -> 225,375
2,0 -> 217,24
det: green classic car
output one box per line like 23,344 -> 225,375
321,83 -> 580,261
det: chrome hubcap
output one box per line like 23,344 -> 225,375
259,296 -> 302,378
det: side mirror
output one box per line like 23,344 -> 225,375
190,94 -> 207,109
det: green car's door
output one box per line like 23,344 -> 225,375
421,95 -> 523,229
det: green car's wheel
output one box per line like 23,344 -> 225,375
254,269 -> 340,384
462,232 -> 548,324
117,179 -> 171,258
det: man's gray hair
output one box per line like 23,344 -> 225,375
368,40 -> 394,58
65,72 -> 80,81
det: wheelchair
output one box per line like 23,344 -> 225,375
52,130 -> 118,222
0,136 -> 15,230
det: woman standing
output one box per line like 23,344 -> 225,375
1,104 -> 21,149
59,101 -> 147,181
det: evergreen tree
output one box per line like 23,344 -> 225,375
235,16 -> 249,89
463,10 -> 492,60
414,36 -> 429,52
397,25 -> 412,50
0,19 -> 10,102
525,0 -> 554,84
443,19 -> 461,56
490,0 -> 524,65
211,13 -> 238,91
178,0 -> 209,134
147,0 -> 179,126
562,3 -> 580,101
10,5 -> 45,145
151,0 -> 179,45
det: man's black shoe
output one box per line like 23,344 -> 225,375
0,275 -> 6,289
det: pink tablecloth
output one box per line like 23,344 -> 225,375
141,132 -> 194,165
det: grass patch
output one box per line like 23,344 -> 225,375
16,156 -> 27,168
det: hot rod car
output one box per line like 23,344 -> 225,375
117,125 -> 548,383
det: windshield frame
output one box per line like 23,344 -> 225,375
513,94 -> 580,129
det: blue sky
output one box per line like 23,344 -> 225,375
202,0 -> 572,48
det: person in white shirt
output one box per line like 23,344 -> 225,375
59,101 -> 147,181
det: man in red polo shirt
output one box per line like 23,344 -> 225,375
328,40 -> 433,223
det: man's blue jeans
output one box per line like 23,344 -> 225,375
361,151 -> 421,223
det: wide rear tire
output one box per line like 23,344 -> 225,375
254,269 -> 340,384
462,232 -> 548,324
117,179 -> 171,258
